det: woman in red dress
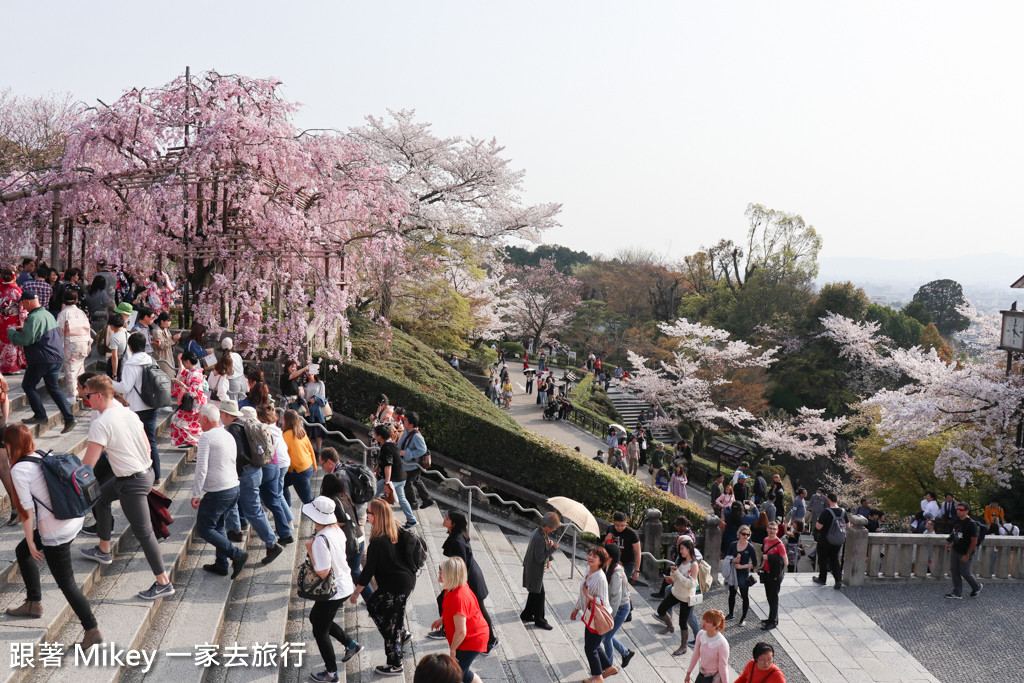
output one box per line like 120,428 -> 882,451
0,268 -> 26,374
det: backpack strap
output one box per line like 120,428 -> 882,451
16,454 -> 54,514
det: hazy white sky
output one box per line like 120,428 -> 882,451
5,1 -> 1023,261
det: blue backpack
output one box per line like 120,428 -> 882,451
22,451 -> 101,520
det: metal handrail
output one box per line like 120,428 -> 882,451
298,416 -> 371,466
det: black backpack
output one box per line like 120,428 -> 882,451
21,451 -> 100,520
342,462 -> 376,505
402,528 -> 428,573
825,507 -> 848,546
973,518 -> 988,548
138,360 -> 173,408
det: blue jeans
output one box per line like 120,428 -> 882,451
137,409 -> 160,479
348,540 -> 373,600
602,602 -> 631,661
197,486 -> 243,570
238,466 -> 277,546
284,465 -> 314,506
23,361 -> 73,423
376,479 -> 415,525
259,463 -> 292,539
455,650 -> 481,683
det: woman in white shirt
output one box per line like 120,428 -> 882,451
3,423 -> 102,648
302,496 -> 361,683
207,353 -> 233,407
571,545 -> 615,682
55,290 -> 92,398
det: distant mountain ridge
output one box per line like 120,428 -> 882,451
818,253 -> 1023,289
817,253 -> 1024,312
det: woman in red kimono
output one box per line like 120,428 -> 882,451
0,268 -> 26,374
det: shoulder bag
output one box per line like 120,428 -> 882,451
581,596 -> 614,635
297,534 -> 338,601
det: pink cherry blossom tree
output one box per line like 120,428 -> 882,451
819,309 -> 1024,485
628,318 -> 845,459
0,71 -> 407,359
820,309 -> 1024,485
496,259 -> 581,352
350,110 -> 561,319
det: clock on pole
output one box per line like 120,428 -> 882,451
999,309 -> 1024,352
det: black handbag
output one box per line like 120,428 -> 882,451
297,535 -> 338,601
758,569 -> 769,584
746,573 -> 758,588
179,392 -> 195,413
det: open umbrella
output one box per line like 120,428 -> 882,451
608,423 -> 626,435
546,496 -> 601,536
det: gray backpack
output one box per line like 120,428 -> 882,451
826,507 -> 848,546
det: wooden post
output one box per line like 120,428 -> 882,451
64,219 -> 73,273
50,189 -> 62,270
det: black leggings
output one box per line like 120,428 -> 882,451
763,574 -> 782,623
727,573 -> 750,619
16,530 -> 97,631
309,597 -> 353,673
656,593 -> 693,632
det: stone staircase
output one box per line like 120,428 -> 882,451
605,381 -> 676,443
0,372 -> 734,683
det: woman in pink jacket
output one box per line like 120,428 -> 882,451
685,609 -> 730,683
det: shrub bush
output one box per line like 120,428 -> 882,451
326,329 -> 706,533
497,341 -> 525,357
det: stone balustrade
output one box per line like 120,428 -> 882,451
845,514 -> 1024,586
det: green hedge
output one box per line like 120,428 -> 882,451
325,332 -> 706,532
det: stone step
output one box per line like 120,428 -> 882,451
0,418 -> 188,683
0,412 -> 174,591
501,527 -> 738,682
28,461 -> 202,683
168,493 -> 303,683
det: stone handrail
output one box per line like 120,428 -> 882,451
844,515 -> 1024,586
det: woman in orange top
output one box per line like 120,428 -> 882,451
282,409 -> 315,506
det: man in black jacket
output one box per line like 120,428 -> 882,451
944,503 -> 982,599
812,493 -> 847,589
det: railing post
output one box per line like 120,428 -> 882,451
845,513 -> 869,587
703,514 -> 723,586
641,508 -> 663,582
466,487 -> 473,528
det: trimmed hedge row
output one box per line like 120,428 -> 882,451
324,356 -> 707,533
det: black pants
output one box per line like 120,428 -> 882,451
309,597 -> 353,672
405,467 -> 433,508
763,574 -> 782,623
521,587 -> 547,624
727,576 -> 750,619
16,530 -> 97,631
584,627 -> 611,675
657,593 -> 692,633
818,540 -> 842,585
136,408 -> 161,479
366,590 -> 408,667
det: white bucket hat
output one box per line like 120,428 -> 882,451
302,496 -> 337,525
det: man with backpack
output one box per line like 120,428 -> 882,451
78,375 -> 174,600
813,493 -> 847,589
319,447 -> 375,603
399,411 -> 434,515
9,292 -> 77,434
113,333 -> 165,483
944,502 -> 983,599
218,400 -> 284,566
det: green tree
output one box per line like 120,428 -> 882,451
910,279 -> 969,335
853,427 -> 989,518
504,244 -> 592,274
919,323 -> 953,363
902,299 -> 932,327
807,282 -> 870,327
866,304 -> 925,349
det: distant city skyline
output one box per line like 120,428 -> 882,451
4,2 -> 1023,262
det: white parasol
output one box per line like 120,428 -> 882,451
546,496 -> 601,536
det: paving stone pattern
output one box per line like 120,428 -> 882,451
846,580 -> 1024,683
